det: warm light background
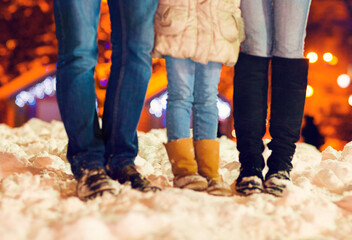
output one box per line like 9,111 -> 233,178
0,0 -> 351,151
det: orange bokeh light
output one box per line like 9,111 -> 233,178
306,85 -> 314,97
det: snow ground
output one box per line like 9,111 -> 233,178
0,118 -> 352,240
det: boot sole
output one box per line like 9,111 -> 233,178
265,186 -> 285,197
181,181 -> 208,191
78,184 -> 118,201
208,188 -> 233,197
264,181 -> 287,197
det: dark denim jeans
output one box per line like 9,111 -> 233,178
103,0 -> 158,176
53,0 -> 158,179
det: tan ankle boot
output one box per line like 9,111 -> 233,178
164,138 -> 208,191
194,139 -> 233,196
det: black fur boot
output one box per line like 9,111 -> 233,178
233,53 -> 270,195
265,56 -> 309,196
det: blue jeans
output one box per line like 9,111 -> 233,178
165,57 -> 222,142
53,0 -> 158,178
240,0 -> 312,58
103,0 -> 158,175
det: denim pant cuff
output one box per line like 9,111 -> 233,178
70,157 -> 106,180
106,157 -> 135,176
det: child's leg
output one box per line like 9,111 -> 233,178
192,62 -> 222,141
165,56 -> 195,141
192,62 -> 232,196
163,56 -> 208,191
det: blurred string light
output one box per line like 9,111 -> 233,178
149,91 -> 231,120
349,95 -> 352,107
149,91 -> 168,118
15,76 -> 56,108
306,85 -> 314,97
337,74 -> 351,88
306,52 -> 318,63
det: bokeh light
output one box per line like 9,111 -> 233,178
323,52 -> 333,62
100,78 -> 108,87
6,39 -> 17,50
329,56 -> 338,65
306,85 -> 314,97
337,74 -> 351,88
15,76 -> 56,108
217,98 -> 231,121
349,95 -> 352,107
306,52 -> 318,63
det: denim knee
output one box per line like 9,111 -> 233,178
240,0 -> 273,57
272,0 -> 311,58
54,0 -> 100,68
240,0 -> 311,58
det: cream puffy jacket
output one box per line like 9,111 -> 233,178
152,0 -> 244,67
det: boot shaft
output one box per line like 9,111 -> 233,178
194,139 -> 220,181
233,53 -> 270,124
164,138 -> 198,177
233,53 -> 270,168
268,56 -> 309,171
269,57 -> 309,153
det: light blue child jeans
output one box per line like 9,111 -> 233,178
240,0 -> 312,58
165,57 -> 222,141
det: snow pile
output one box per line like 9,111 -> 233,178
0,119 -> 351,240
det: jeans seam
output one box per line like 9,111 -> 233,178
111,0 -> 127,152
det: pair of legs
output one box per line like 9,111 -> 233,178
163,57 -> 232,196
165,57 -> 221,142
233,0 -> 311,196
53,0 -> 159,199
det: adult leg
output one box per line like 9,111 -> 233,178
104,0 -> 158,169
265,0 -> 311,196
233,0 -> 273,195
272,0 -> 311,59
240,0 -> 274,58
53,0 -> 105,178
103,0 -> 160,191
54,0 -> 116,200
163,57 -> 208,191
